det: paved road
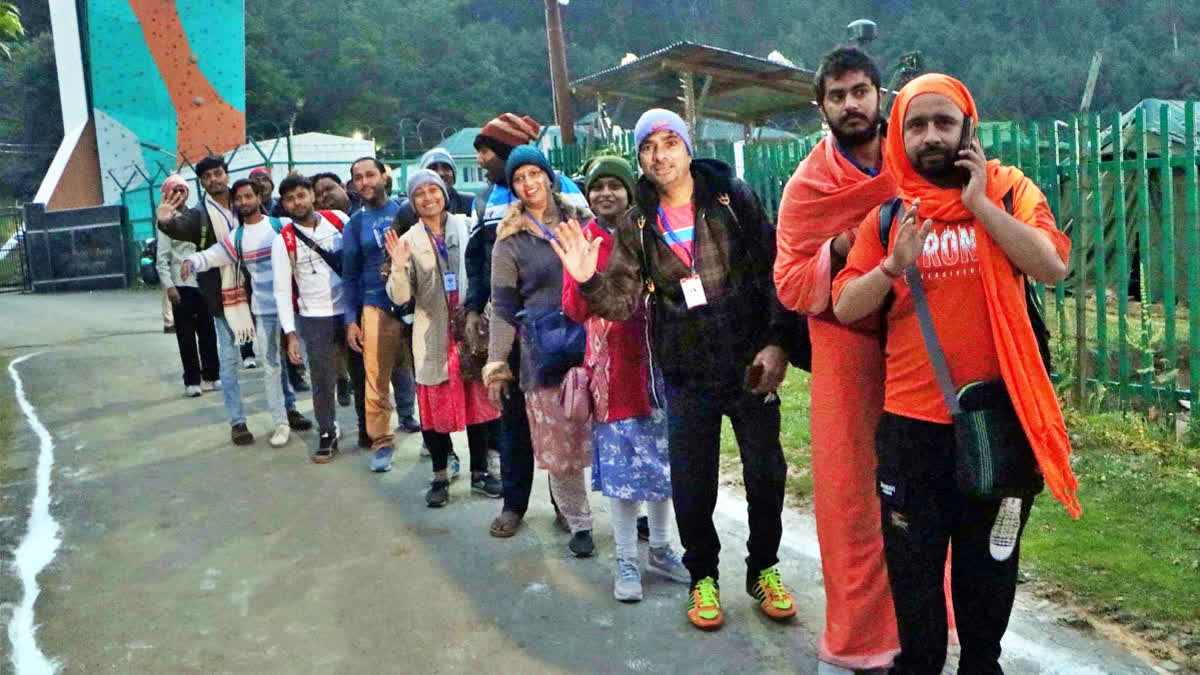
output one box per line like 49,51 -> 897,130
0,291 -> 1159,674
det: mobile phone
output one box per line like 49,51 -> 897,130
958,117 -> 975,184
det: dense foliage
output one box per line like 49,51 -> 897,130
3,0 -> 1198,199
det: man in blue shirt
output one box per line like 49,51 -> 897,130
342,157 -> 419,471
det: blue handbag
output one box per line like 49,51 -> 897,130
517,307 -> 585,387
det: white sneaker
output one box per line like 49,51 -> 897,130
184,385 -> 202,397
613,558 -> 643,602
989,497 -> 1023,561
269,424 -> 290,447
200,380 -> 217,392
243,357 -> 258,369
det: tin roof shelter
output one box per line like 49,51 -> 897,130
570,42 -> 818,139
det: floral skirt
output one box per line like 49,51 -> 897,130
416,337 -> 500,434
524,386 -> 592,474
590,409 -> 671,502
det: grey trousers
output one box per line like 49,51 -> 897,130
298,315 -> 346,434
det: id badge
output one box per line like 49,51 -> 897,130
680,274 -> 707,309
443,272 -> 458,292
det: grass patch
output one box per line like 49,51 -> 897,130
719,367 -> 1200,627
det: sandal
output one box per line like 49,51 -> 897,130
489,510 -> 522,538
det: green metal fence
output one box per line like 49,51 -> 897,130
547,104 -> 1200,407
0,204 -> 27,292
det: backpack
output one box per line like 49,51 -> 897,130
877,190 -> 1051,369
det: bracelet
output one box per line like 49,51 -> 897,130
878,260 -> 902,279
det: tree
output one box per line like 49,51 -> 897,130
0,1 -> 23,59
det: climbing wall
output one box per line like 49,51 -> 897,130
86,0 -> 245,203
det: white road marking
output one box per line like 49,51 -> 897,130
5,353 -> 62,675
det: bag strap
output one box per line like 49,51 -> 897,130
905,265 -> 962,416
291,222 -> 343,273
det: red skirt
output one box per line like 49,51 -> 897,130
416,337 -> 500,434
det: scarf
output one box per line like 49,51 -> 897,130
776,135 -> 897,317
205,197 -> 256,345
885,73 -> 1080,517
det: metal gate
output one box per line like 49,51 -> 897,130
0,204 -> 29,293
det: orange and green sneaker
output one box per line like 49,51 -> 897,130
748,566 -> 796,621
687,576 -> 723,631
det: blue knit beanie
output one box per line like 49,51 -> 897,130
634,109 -> 693,156
406,169 -> 449,207
419,147 -> 456,177
504,145 -> 554,188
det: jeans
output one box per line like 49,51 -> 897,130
255,313 -> 296,427
171,287 -> 218,386
213,316 -> 246,426
498,345 -> 534,515
875,412 -> 1034,675
298,315 -> 345,433
664,381 -> 786,584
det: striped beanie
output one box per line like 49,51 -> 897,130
474,113 -> 541,159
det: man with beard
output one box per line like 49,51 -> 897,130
774,46 -> 900,673
553,109 -> 798,631
833,73 -> 1077,673
342,157 -> 420,472
250,167 -> 287,217
158,158 -> 310,445
179,178 -> 314,448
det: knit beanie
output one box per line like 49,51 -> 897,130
419,147 -> 457,177
406,169 -> 449,208
583,155 -> 635,198
505,145 -> 554,189
634,108 -> 693,156
160,174 -> 190,200
475,113 -> 541,159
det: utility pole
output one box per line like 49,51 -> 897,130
544,0 -> 576,146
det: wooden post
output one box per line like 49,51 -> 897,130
545,0 -> 576,146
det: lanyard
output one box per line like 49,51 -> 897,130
656,206 -> 695,270
525,213 -> 560,244
425,226 -> 449,263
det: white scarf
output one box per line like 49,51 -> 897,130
206,197 -> 256,345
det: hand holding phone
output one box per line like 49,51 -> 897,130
957,117 -> 976,185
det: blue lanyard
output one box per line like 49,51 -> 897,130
656,206 -> 694,269
525,213 -> 560,244
425,226 -> 449,262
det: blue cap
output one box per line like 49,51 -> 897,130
634,109 -> 693,156
504,145 -> 554,188
419,147 -> 456,176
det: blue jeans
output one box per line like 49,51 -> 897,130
256,313 -> 295,427
213,316 -> 246,426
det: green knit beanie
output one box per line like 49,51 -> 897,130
583,155 -> 636,199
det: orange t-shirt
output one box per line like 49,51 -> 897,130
832,177 -> 1066,424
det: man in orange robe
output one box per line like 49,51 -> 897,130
774,46 -> 900,673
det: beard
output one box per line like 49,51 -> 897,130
829,112 -> 881,148
911,145 -> 960,180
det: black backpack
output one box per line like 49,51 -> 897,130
877,190 -> 1052,370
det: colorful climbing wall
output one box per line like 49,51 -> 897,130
86,0 -> 245,204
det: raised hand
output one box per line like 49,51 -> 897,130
549,218 -> 601,283
885,199 -> 933,274
384,229 -> 410,272
156,190 -> 186,223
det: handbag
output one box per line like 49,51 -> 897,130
452,305 -> 489,381
517,307 -> 585,387
906,265 -> 1043,500
559,365 -> 592,423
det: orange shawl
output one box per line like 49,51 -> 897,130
775,136 -> 897,316
885,74 -> 1081,517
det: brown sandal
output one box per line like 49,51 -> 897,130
489,510 -> 522,538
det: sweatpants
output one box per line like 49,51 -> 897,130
664,381 -> 786,584
171,286 -> 218,386
298,315 -> 346,434
359,306 -> 415,450
876,412 -> 1034,675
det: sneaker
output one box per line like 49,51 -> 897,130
370,446 -> 394,473
289,374 -> 311,392
398,415 -> 421,433
269,424 -> 290,448
425,479 -> 449,507
184,384 -> 202,397
420,443 -> 431,458
313,430 -> 338,464
200,380 -> 218,392
243,357 -> 258,369
613,558 -> 643,602
687,577 -> 723,630
287,409 -> 313,431
637,515 -> 650,541
357,430 -> 372,448
471,472 -> 502,498
989,497 -> 1023,562
336,376 -> 351,407
648,545 -> 691,583
747,566 -> 797,621
164,324 -> 175,334
210,379 -> 222,390
448,452 -> 461,481
569,530 -> 595,558
231,423 -> 254,446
